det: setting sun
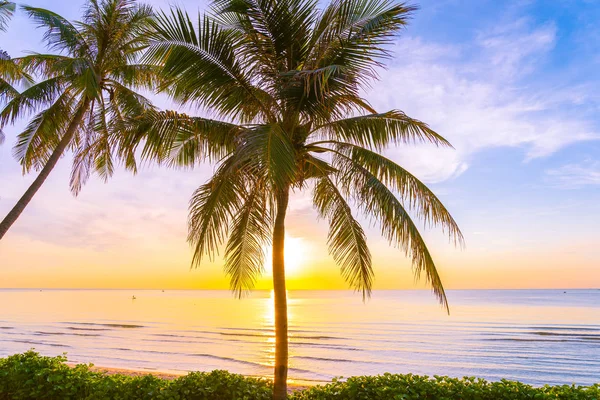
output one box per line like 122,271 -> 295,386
264,235 -> 310,278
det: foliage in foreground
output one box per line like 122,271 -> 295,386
0,352 -> 272,400
290,374 -> 600,400
1,352 -> 599,400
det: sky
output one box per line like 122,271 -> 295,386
1,0 -> 599,291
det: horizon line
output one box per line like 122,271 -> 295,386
1,287 -> 598,291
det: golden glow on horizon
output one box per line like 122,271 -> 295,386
1,215 -> 599,290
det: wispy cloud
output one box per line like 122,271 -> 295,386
366,19 -> 600,183
546,161 -> 600,188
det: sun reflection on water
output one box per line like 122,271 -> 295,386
262,290 -> 294,373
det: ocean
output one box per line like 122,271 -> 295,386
0,289 -> 598,386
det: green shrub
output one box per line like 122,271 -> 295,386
0,351 -> 95,400
1,352 -> 598,400
289,373 -> 600,400
0,352 -> 271,400
163,370 -> 272,400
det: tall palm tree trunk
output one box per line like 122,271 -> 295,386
0,102 -> 89,240
272,187 -> 290,400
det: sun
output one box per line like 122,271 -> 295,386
264,235 -> 308,278
283,236 -> 307,276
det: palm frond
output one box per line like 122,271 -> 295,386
14,54 -> 82,78
188,156 -> 247,265
315,141 -> 463,245
212,0 -> 318,72
12,92 -> 75,171
336,154 -> 449,311
308,0 -> 416,78
0,77 -> 66,127
109,64 -> 162,89
146,8 -> 275,122
90,96 -> 114,182
224,181 -> 272,297
21,5 -> 89,56
0,1 -> 15,32
234,123 -> 297,190
0,53 -> 35,99
311,110 -> 451,150
314,175 -> 373,298
126,109 -> 241,166
70,100 -> 98,194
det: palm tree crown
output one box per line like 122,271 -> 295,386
0,0 -> 156,239
141,0 -> 463,301
137,0 -> 463,398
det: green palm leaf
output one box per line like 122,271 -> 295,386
0,1 -> 15,32
13,92 -> 75,171
312,110 -> 452,150
224,182 -> 272,297
21,6 -> 90,56
188,157 -> 246,265
0,77 -> 67,127
234,124 -> 297,190
316,141 -> 463,245
146,9 -> 275,122
336,154 -> 449,310
314,175 -> 373,298
126,109 -> 241,166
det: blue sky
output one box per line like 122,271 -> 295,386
0,0 -> 599,289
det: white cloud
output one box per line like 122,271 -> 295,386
364,21 -> 600,183
546,161 -> 600,188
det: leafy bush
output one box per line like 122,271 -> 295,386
0,352 -> 271,400
289,374 -> 600,400
164,371 -> 272,400
1,352 -> 599,399
0,351 -> 95,400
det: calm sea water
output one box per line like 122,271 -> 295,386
0,289 -> 598,386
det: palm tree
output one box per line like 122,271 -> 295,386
0,0 -> 155,240
139,0 -> 463,398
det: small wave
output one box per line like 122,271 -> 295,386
532,332 -> 600,339
141,338 -> 217,345
67,327 -> 111,331
13,339 -> 71,348
66,332 -> 102,337
294,356 -> 355,363
62,322 -> 144,329
484,338 -> 570,343
292,341 -> 362,351
35,331 -> 107,338
529,326 -> 600,332
294,356 -> 381,364
191,353 -> 268,368
0,327 -> 13,330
